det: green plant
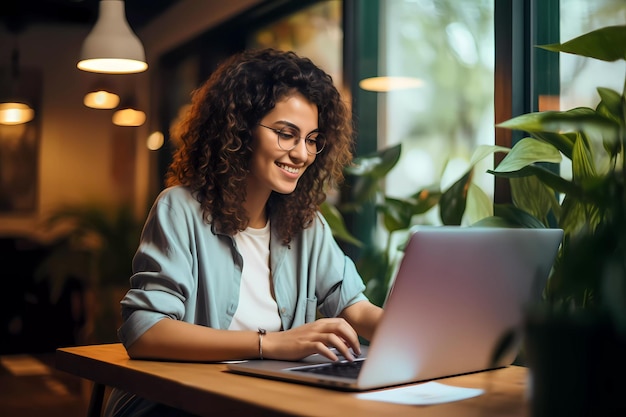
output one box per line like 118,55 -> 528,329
471,27 -> 626,416
36,201 -> 143,342
322,143 -> 476,306
324,25 -> 626,414
38,201 -> 143,295
326,24 -> 626,326
478,25 -> 626,322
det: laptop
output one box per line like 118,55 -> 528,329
227,226 -> 563,391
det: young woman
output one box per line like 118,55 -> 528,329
104,48 -> 383,417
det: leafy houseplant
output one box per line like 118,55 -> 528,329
322,144 -> 475,307
325,23 -> 626,416
480,25 -> 626,416
489,25 -> 626,318
37,202 -> 143,343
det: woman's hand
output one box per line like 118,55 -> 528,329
263,318 -> 361,362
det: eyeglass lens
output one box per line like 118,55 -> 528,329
276,126 -> 325,155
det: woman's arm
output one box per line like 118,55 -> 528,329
339,300 -> 384,342
126,316 -> 365,362
126,318 -> 259,362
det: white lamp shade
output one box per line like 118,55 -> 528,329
0,102 -> 35,125
113,108 -> 146,126
77,1 -> 148,74
84,90 -> 120,109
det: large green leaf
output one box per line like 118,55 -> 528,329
439,169 -> 472,225
407,187 -> 442,215
345,144 -> 402,178
511,176 -> 559,224
493,138 -> 562,172
571,132 -> 597,182
489,164 -> 582,198
349,176 -> 380,204
463,183 -> 493,225
345,144 -> 402,203
530,131 -> 576,160
596,87 -> 624,124
319,201 -> 363,247
468,144 -> 511,166
595,87 -> 625,158
498,107 -> 618,134
378,188 -> 442,232
559,196 -> 596,236
493,204 -> 547,228
471,215 -> 519,228
539,25 -> 626,62
379,197 -> 414,233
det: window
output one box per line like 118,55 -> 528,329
533,0 -> 626,183
556,0 -> 625,112
248,0 -> 344,93
375,0 -> 495,225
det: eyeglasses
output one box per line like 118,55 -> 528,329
259,124 -> 326,155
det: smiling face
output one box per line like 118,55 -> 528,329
247,92 -> 319,204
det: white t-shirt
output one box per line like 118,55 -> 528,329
228,221 -> 282,332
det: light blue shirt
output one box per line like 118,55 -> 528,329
117,185 -> 368,348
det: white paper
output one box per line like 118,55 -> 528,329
356,381 -> 484,405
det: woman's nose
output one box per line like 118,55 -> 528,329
289,138 -> 309,161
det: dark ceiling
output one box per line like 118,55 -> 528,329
1,0 -> 179,34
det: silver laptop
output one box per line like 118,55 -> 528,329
227,226 -> 563,391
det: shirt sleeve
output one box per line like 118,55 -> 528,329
117,190 -> 198,348
312,214 -> 368,318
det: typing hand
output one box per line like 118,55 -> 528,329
261,318 -> 361,362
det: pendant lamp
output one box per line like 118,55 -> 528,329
358,76 -> 423,92
84,89 -> 120,109
0,44 -> 35,125
83,78 -> 120,109
0,102 -> 34,125
112,96 -> 145,126
113,108 -> 146,126
77,0 -> 148,74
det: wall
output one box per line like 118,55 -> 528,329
0,0 -> 262,242
0,24 -> 119,240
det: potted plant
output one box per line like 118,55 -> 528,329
477,24 -> 626,416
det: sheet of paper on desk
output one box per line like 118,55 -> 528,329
355,382 -> 484,405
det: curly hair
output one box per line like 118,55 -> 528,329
166,48 -> 354,244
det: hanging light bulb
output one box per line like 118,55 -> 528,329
0,102 -> 34,125
358,76 -> 424,92
77,0 -> 148,74
112,96 -> 145,126
0,42 -> 35,126
113,108 -> 146,126
84,89 -> 120,109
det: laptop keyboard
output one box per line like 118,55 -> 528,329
293,359 -> 365,379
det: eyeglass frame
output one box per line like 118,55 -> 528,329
258,124 -> 326,155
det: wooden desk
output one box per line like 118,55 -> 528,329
56,343 -> 529,417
